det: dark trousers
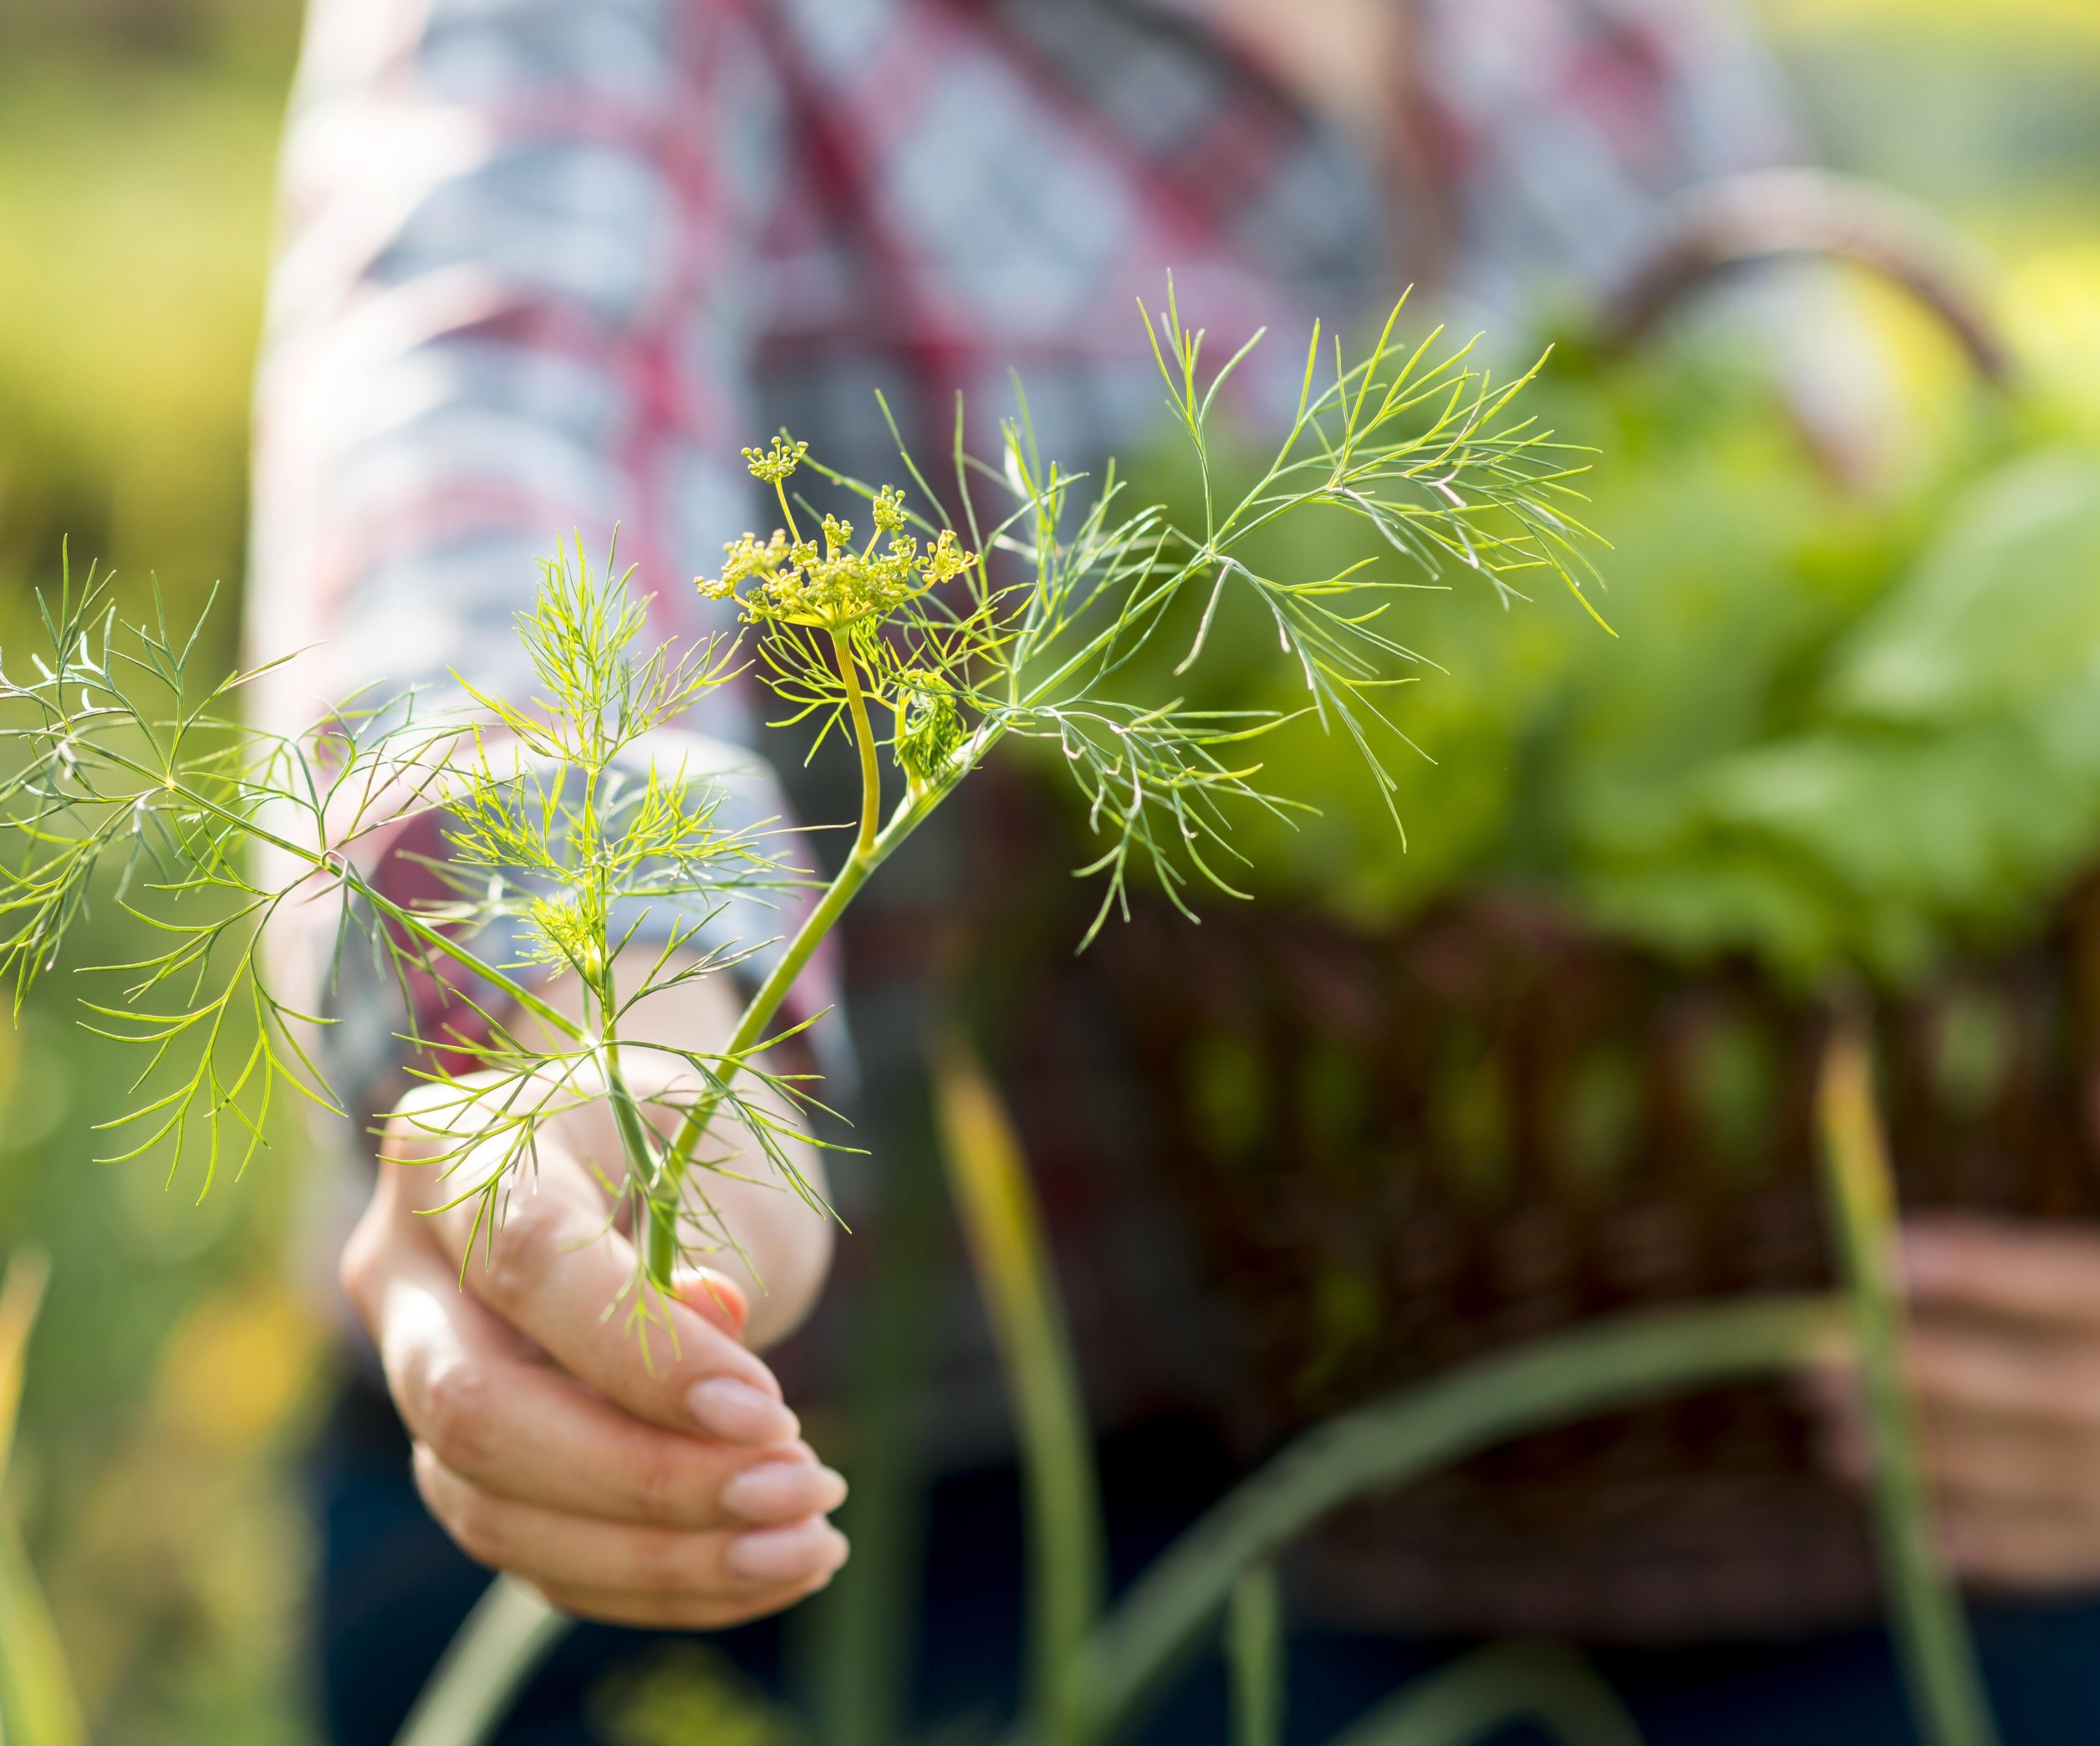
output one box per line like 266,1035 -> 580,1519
312,1380 -> 2100,1745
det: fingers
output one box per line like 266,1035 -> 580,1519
1903,1214 -> 2100,1332
530,1577 -> 835,1632
1798,1286 -> 2100,1592
1910,1401 -> 2097,1517
358,1215 -> 844,1530
1803,1327 -> 2100,1475
386,1116 -> 797,1441
413,1443 -> 849,1600
459,1187 -> 794,1438
1908,1319 -> 2100,1534
675,1268 -> 751,1341
400,1342 -> 841,1530
1942,1503 -> 2100,1592
1903,1315 -> 2100,1437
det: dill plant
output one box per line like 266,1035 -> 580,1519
0,293 -> 1594,1335
0,294 -> 2000,1746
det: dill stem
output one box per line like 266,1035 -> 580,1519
639,729 -> 977,1287
592,966 -> 665,1283
349,876 -> 584,1044
640,630 -> 884,1287
610,1071 -> 676,1296
640,626 -> 896,1285
832,629 -> 881,860
642,839 -> 874,1287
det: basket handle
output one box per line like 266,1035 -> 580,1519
1596,168 -> 2016,391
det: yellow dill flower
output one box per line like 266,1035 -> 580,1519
922,527 -> 970,586
697,443 -> 975,632
742,435 -> 808,486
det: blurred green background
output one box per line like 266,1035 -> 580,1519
0,4 -> 322,1742
0,1 -> 2096,1740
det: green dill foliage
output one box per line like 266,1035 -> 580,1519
704,291 -> 1598,942
0,294 -> 1595,1321
0,554 -> 342,1192
384,543 -> 829,1330
1178,333 -> 2100,983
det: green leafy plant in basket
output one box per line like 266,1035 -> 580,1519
1129,260 -> 2100,988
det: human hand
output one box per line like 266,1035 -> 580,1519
341,1075 -> 849,1628
1804,1211 -> 2100,1592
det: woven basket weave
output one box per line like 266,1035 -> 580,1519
1044,886 -> 2100,1641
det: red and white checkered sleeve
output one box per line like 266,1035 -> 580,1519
247,0 -> 840,1121
250,0 -> 788,713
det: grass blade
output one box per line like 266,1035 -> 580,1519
1064,1295 -> 1843,1741
1327,1639 -> 1641,1746
0,1513 -> 84,1746
1226,1564 -> 1283,1746
803,1114 -> 947,1746
392,1575 -> 567,1746
0,1251 -> 50,1474
1817,1008 -> 2001,1746
0,1248 -> 86,1746
931,1030 -> 1106,1746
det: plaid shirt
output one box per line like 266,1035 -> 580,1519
252,0 -> 1801,1446
252,0 -> 1794,720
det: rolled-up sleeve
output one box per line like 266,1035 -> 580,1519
251,0 -> 787,707
247,0 -> 833,1123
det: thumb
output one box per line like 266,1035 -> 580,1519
674,1266 -> 751,1341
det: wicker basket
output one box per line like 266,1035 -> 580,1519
1025,886 -> 2100,1641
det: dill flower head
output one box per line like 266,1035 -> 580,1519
698,444 -> 973,631
741,435 -> 808,485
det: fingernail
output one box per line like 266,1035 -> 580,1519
726,1520 -> 849,1584
687,1377 -> 800,1445
675,1266 -> 752,1338
720,1460 -> 849,1526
